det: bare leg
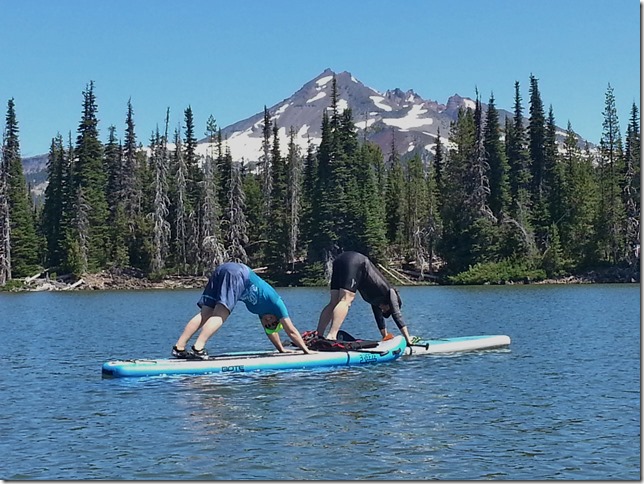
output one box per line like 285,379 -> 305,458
174,309 -> 211,350
325,289 -> 356,340
316,289 -> 340,336
174,304 -> 230,351
192,304 -> 230,351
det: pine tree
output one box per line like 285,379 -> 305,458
438,107 -> 476,273
309,111 -> 337,261
0,133 -> 10,285
300,139 -> 317,257
506,81 -> 532,202
544,107 -> 562,221
58,133 -> 77,272
266,122 -> 289,272
385,132 -> 406,248
503,82 -> 537,263
122,99 -> 140,225
2,98 -> 40,277
439,104 -> 498,272
183,106 -> 201,210
67,186 -> 90,275
149,116 -> 172,274
335,107 -> 360,250
623,103 -> 640,266
467,95 -> 493,219
405,153 -> 429,272
240,158 -> 263,264
226,151 -> 249,263
286,127 -> 303,268
260,106 -> 273,220
41,134 -> 67,269
171,128 -> 188,272
120,101 -> 152,270
104,125 -> 122,213
182,106 -> 202,272
215,127 -> 230,211
201,115 -> 226,270
595,84 -> 625,264
528,75 -> 547,203
71,82 -> 109,272
560,123 -> 598,267
528,75 -> 551,251
103,125 -> 128,266
132,147 -> 153,271
424,147 -> 442,276
354,143 -> 387,262
483,93 -> 509,219
468,96 -> 497,263
541,223 -> 565,277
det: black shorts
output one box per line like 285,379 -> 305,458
330,252 -> 366,292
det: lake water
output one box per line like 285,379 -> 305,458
0,284 -> 640,480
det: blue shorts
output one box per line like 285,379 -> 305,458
198,263 -> 249,311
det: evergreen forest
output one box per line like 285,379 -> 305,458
0,76 -> 640,289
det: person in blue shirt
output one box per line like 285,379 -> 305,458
172,262 -> 313,359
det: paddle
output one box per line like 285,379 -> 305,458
409,337 -> 430,350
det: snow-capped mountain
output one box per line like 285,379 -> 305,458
23,68 -> 586,181
199,68 -> 492,163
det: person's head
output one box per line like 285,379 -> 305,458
381,288 -> 402,318
260,314 -> 283,334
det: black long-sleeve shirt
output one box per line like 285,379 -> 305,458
341,252 -> 406,331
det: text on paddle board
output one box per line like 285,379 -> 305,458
222,365 -> 245,372
359,354 -> 378,363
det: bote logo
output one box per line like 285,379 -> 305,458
222,365 -> 245,372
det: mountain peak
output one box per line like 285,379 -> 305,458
210,70 -> 479,163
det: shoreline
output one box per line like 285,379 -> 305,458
5,265 -> 640,292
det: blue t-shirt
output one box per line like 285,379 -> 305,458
198,263 -> 288,320
240,270 -> 289,320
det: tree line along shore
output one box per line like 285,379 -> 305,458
12,264 -> 640,293
0,76 -> 640,291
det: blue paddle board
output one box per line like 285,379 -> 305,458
102,335 -> 407,378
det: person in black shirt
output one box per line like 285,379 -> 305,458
316,251 -> 413,344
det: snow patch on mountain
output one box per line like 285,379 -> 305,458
297,124 -> 310,137
370,96 -> 392,111
316,75 -> 333,87
275,103 -> 290,116
307,92 -> 326,103
382,104 -> 433,131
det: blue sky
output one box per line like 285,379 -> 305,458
1,0 -> 640,157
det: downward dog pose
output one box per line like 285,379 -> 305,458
316,251 -> 413,345
173,262 -> 313,359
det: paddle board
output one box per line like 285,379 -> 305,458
102,335 -> 407,378
404,334 -> 511,355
